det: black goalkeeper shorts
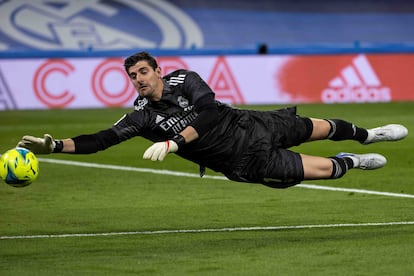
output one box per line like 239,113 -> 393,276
225,107 -> 313,188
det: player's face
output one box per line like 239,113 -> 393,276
127,61 -> 163,100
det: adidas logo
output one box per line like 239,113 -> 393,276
322,55 -> 391,103
167,74 -> 186,86
155,114 -> 165,124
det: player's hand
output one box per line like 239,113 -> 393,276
143,140 -> 178,161
17,134 -> 55,154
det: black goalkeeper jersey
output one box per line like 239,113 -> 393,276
108,69 -> 249,175
72,69 -> 310,184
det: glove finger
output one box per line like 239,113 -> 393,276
154,147 -> 166,161
17,140 -> 31,148
17,136 -> 37,148
143,142 -> 168,161
43,134 -> 53,147
143,146 -> 155,160
150,146 -> 161,161
21,135 -> 40,143
154,143 -> 169,161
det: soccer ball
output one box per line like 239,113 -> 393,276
0,147 -> 39,187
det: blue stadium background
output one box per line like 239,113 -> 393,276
0,0 -> 413,57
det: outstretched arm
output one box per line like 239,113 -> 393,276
17,128 -> 121,154
17,134 -> 68,154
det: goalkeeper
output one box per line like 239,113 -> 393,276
17,52 -> 408,188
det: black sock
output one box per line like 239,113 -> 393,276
326,119 -> 368,143
329,156 -> 354,179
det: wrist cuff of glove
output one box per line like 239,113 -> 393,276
53,140 -> 63,153
172,134 -> 185,147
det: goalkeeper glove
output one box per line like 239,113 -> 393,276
17,134 -> 60,154
143,140 -> 179,161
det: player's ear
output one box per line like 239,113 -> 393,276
155,66 -> 162,78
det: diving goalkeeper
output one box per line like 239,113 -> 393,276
17,52 -> 408,188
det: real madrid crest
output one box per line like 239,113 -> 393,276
177,96 -> 189,109
134,98 -> 148,111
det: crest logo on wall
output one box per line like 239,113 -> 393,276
0,0 -> 203,51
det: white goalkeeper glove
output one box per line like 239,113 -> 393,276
143,140 -> 179,161
17,134 -> 56,154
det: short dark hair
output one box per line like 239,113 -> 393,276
124,51 -> 158,73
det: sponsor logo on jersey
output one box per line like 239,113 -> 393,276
155,115 -> 165,124
322,55 -> 391,103
157,107 -> 197,135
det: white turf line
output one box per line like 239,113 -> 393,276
2,221 -> 414,240
2,157 -> 412,241
40,157 -> 414,199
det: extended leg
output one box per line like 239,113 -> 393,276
308,118 -> 407,144
301,152 -> 387,180
307,118 -> 368,142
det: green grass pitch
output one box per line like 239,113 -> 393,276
1,102 -> 414,275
